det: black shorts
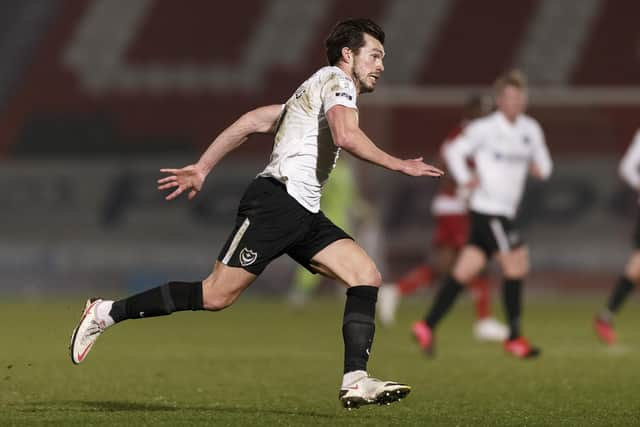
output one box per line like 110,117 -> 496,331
217,177 -> 352,275
468,211 -> 525,257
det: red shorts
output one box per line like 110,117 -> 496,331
432,214 -> 469,250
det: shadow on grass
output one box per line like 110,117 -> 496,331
18,400 -> 342,419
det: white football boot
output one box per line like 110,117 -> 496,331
376,284 -> 400,327
339,372 -> 411,409
69,298 -> 108,364
473,317 -> 509,342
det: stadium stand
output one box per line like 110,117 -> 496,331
0,0 -> 639,295
0,0 -> 638,158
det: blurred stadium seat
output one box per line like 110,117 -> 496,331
1,0 -> 639,295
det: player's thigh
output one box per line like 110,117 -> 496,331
310,238 -> 382,287
202,261 -> 258,311
451,245 -> 487,283
624,250 -> 640,281
218,178 -> 308,275
496,245 -> 530,278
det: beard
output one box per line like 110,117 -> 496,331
359,78 -> 375,93
353,64 -> 376,94
353,71 -> 375,93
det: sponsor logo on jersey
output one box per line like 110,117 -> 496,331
239,248 -> 258,266
493,151 -> 529,163
335,92 -> 353,100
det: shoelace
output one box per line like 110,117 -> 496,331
81,320 -> 105,346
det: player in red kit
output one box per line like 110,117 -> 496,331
378,95 -> 508,342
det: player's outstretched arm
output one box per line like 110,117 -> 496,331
157,104 -> 283,201
326,105 -> 443,177
442,130 -> 477,188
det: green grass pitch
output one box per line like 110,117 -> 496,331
1,296 -> 639,426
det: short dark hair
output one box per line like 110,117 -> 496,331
325,18 -> 385,66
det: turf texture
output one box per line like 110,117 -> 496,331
1,296 -> 638,426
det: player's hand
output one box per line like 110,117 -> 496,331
398,157 -> 444,177
157,164 -> 207,201
529,163 -> 544,180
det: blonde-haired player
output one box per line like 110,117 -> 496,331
412,70 -> 552,358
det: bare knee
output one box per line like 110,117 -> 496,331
502,258 -> 529,278
502,263 -> 529,279
201,274 -> 239,311
624,252 -> 640,281
202,293 -> 236,311
365,267 -> 383,287
452,266 -> 478,284
500,247 -> 530,278
348,264 -> 382,287
626,270 -> 640,283
452,246 -> 487,284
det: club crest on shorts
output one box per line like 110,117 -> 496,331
239,247 -> 258,266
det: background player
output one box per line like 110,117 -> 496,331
412,70 -> 552,359
378,95 -> 508,342
288,159 -> 360,308
594,128 -> 640,344
69,19 -> 443,409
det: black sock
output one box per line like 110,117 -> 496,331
606,276 -> 635,314
342,286 -> 378,374
109,281 -> 204,323
425,276 -> 464,328
503,278 -> 522,340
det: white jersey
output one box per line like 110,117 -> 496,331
444,111 -> 552,218
619,129 -> 640,195
259,66 -> 358,213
